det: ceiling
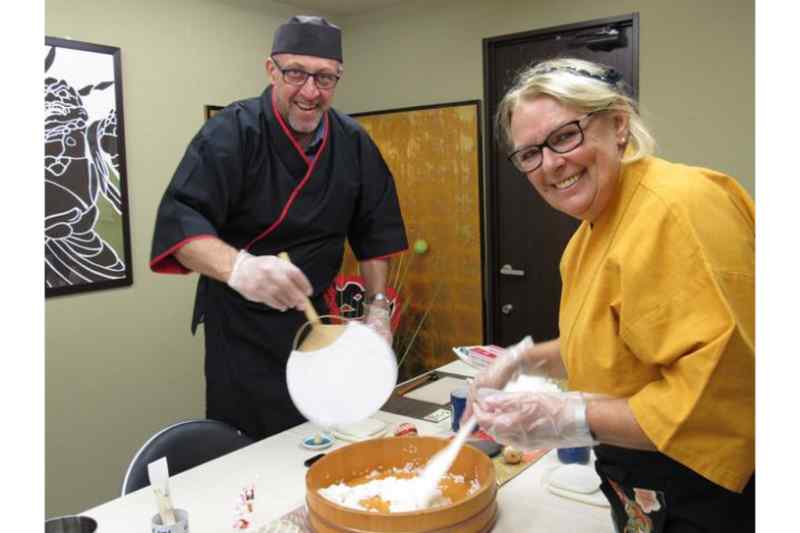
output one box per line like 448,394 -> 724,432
270,0 -> 410,16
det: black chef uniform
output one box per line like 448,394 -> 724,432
150,86 -> 408,440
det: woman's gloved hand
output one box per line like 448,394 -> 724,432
227,250 -> 312,311
463,336 -> 537,421
473,390 -> 596,451
475,336 -> 537,390
365,303 -> 393,346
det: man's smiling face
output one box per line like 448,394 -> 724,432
267,53 -> 341,142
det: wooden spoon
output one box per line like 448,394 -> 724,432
278,252 -> 345,351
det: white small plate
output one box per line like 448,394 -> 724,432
331,427 -> 387,442
541,464 -> 609,507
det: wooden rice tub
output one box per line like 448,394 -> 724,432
306,436 -> 497,532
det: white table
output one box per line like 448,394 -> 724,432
83,361 -> 613,532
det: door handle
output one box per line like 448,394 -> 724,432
502,304 -> 514,315
500,264 -> 525,277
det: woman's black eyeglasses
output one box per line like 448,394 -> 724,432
508,111 -> 598,173
271,56 -> 340,90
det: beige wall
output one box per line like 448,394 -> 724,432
44,0 -> 753,518
335,0 -> 754,193
44,0 -> 309,517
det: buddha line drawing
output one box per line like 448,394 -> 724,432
45,43 -> 128,292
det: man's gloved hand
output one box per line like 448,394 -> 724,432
365,303 -> 393,346
227,250 -> 312,311
473,390 -> 596,451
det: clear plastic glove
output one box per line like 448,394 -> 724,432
227,250 -> 312,311
473,336 -> 537,391
364,303 -> 393,346
463,336 -> 537,421
473,390 -> 596,451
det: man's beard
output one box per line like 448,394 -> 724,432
288,111 -> 322,135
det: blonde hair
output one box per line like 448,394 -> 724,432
495,58 -> 655,164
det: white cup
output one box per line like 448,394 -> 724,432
151,509 -> 189,533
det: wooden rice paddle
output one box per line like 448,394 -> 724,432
417,415 -> 479,508
278,252 -> 345,351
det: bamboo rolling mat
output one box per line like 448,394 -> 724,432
493,448 -> 550,487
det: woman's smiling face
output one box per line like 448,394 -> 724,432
509,95 -> 629,222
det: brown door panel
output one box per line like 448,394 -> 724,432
484,14 -> 639,346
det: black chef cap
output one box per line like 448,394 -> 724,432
271,16 -> 343,63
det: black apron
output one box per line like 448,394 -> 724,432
594,444 -> 755,532
150,86 -> 407,440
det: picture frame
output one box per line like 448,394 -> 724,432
45,37 -> 133,298
205,105 -> 224,120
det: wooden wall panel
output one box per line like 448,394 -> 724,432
343,101 -> 484,382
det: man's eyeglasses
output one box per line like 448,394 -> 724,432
271,56 -> 340,90
507,111 -> 599,173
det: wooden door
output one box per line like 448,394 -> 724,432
483,14 -> 639,346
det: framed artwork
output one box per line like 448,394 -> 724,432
342,101 -> 486,382
205,105 -> 224,120
45,37 -> 133,298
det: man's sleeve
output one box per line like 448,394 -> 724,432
150,114 -> 244,273
347,132 -> 408,260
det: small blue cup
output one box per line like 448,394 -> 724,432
450,387 -> 468,432
557,446 -> 591,464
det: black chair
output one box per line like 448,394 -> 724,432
121,418 -> 255,495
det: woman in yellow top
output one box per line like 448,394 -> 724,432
468,58 -> 754,532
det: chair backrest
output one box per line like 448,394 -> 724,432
121,418 -> 254,496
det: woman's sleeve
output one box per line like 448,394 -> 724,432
621,191 -> 754,493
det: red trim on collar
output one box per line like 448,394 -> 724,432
271,89 -> 329,165
244,113 -> 330,251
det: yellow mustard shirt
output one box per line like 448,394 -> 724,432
559,156 -> 754,493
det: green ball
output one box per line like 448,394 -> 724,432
413,239 -> 428,254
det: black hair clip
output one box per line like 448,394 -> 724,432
600,69 -> 623,85
536,65 -> 622,86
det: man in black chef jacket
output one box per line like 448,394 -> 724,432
150,16 -> 408,440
